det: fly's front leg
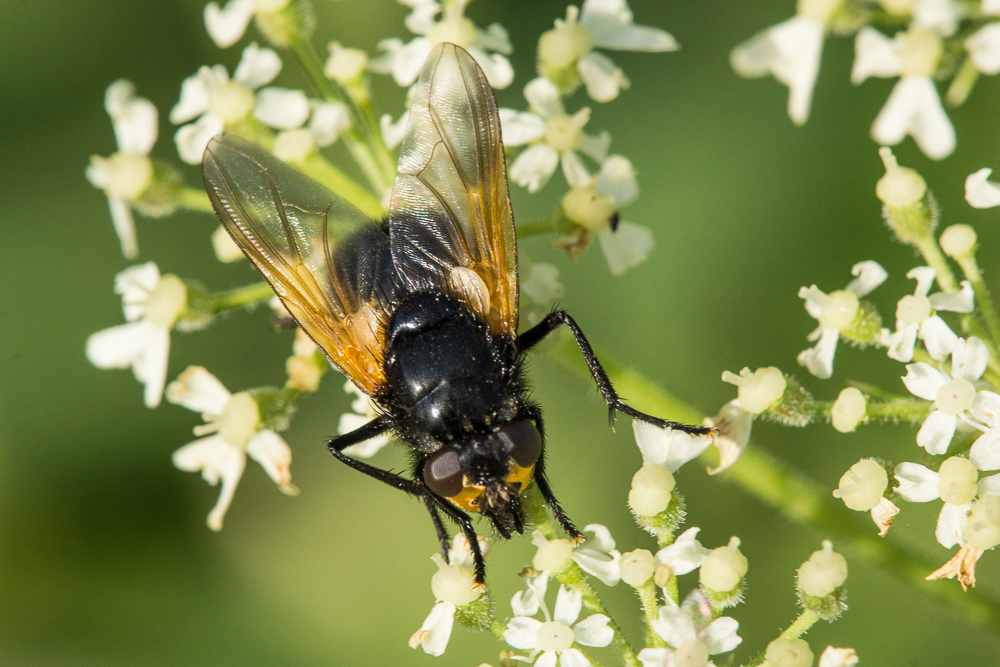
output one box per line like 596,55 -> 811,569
518,311 -> 713,436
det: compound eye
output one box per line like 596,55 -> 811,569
496,422 -> 542,468
423,447 -> 464,498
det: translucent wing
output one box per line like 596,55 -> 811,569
390,43 -> 518,338
203,135 -> 398,395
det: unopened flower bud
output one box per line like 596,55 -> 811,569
628,464 -> 675,516
286,354 -> 321,392
272,128 -> 315,163
430,554 -> 480,606
721,367 -> 786,415
764,637 -> 814,667
325,43 -> 369,85
940,225 -> 977,258
831,387 -> 866,433
876,147 -> 926,209
620,549 -> 654,587
964,495 -> 1000,549
797,540 -> 847,598
938,457 -> 978,506
833,459 -> 887,511
532,534 -> 573,573
700,537 -> 747,593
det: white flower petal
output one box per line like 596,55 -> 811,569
818,646 -> 859,667
573,614 -> 613,648
175,114 -> 226,165
633,420 -> 711,472
478,23 -> 513,55
234,43 -> 282,88
901,362 -> 949,401
985,0 -> 1000,16
952,337 -> 989,382
553,585 -> 583,626
636,648 -> 671,667
913,0 -> 961,37
524,77 -> 564,118
204,0 -> 255,48
166,365 -> 231,415
871,77 -> 955,161
409,601 -> 455,656
919,316 -> 959,360
654,527 -> 711,575
578,51 -> 629,103
965,168 -> 1000,208
797,327 -> 839,379
967,23 -> 1000,74
510,144 -> 560,192
466,47 -> 514,89
173,435 -> 246,530
930,281 -> 974,312
846,260 -> 888,297
562,150 -> 593,189
86,320 -> 155,371
107,196 -> 139,260
536,651 -> 558,667
380,110 -> 409,150
770,15 -> 824,125
917,411 -> 958,455
503,616 -> 543,650
170,70 -> 212,125
389,37 -> 433,87
579,131 -> 611,162
116,261 -> 160,318
886,322 -> 919,362
403,1 -> 437,35
131,324 -> 171,408
598,222 -> 654,276
701,616 -> 742,655
247,429 -> 295,492
106,80 -> 158,155
309,101 -> 352,146
595,154 -> 638,206
851,27 -> 901,84
935,501 -> 971,548
894,462 -> 941,502
978,472 -> 1000,496
971,390 -> 1000,427
253,87 -> 310,129
650,602 -> 696,649
498,109 -> 545,146
580,0 -> 678,51
971,429 -> 1000,471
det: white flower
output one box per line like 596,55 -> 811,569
633,420 -> 713,473
168,366 -> 297,530
704,400 -> 753,474
409,534 -> 485,656
965,168 -> 1000,208
521,260 -> 565,305
640,597 -> 742,667
530,525 -> 622,586
370,0 -> 513,89
337,380 -> 391,458
271,101 -> 353,163
503,584 -> 613,667
560,154 -> 654,276
968,391 -> 1000,471
798,260 -> 887,379
512,570 -> 551,618
203,0 -> 293,48
505,77 -> 610,193
884,266 -> 974,362
853,27 -> 955,159
170,43 -> 309,164
654,527 -> 712,576
730,0 -> 843,125
86,80 -> 158,259
818,646 -> 859,667
86,263 -> 186,408
902,337 -> 990,454
966,22 -> 1000,74
539,1 -> 678,103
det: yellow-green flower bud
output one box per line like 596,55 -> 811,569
833,459 -> 887,511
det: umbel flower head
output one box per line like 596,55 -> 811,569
86,79 -> 159,259
168,366 -> 297,530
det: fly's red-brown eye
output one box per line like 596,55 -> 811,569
495,421 -> 541,468
423,447 -> 464,498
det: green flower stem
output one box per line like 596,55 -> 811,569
556,563 -> 639,667
864,399 -> 931,421
914,235 -> 960,294
288,38 -> 394,192
177,187 -> 215,213
954,252 -> 1000,351
636,580 -> 666,649
297,153 -> 386,219
780,608 -> 820,640
547,336 -> 1000,634
946,57 -> 980,107
206,281 -> 275,312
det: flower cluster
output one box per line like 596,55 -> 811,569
732,0 -> 1000,159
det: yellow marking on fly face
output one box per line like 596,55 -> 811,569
446,463 -> 536,513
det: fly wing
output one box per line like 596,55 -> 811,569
203,135 -> 397,395
389,43 -> 518,338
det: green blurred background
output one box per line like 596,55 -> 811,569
3,0 -> 1000,664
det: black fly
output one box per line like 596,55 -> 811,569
203,43 -> 710,584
